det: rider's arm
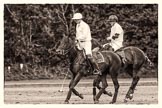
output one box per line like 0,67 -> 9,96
76,23 -> 91,42
82,24 -> 91,41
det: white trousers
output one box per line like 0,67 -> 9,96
76,41 -> 92,55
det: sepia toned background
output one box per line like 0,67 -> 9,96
2,1 -> 160,106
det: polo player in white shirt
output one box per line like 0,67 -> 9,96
72,13 -> 101,75
104,15 -> 126,64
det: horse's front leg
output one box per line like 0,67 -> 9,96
69,74 -> 84,99
64,72 -> 83,104
94,75 -> 108,104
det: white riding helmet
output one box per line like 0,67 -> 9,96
108,15 -> 118,22
72,13 -> 83,19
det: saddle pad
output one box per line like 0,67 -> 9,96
93,51 -> 105,63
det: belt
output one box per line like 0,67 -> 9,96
79,40 -> 91,42
80,41 -> 86,42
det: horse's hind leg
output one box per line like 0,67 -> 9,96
124,68 -> 141,102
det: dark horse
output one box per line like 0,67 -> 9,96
93,44 -> 153,104
56,36 -> 152,104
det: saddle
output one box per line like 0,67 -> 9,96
115,48 -> 127,67
92,51 -> 105,63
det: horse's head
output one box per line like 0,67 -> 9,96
56,35 -> 73,55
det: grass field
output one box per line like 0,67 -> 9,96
4,78 -> 158,104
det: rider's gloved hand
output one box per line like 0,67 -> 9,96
112,35 -> 116,40
106,37 -> 112,42
112,34 -> 119,40
75,39 -> 78,44
102,44 -> 107,48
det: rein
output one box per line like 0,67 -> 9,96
57,38 -> 91,68
62,42 -> 88,67
62,45 -> 76,55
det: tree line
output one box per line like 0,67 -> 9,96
4,4 -> 158,80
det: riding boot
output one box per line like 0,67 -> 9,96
117,50 -> 126,64
122,51 -> 127,64
87,56 -> 102,75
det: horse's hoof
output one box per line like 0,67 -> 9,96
108,92 -> 113,97
94,100 -> 99,104
93,97 -> 95,101
79,94 -> 84,99
126,94 -> 133,100
109,101 -> 115,104
129,94 -> 133,100
64,100 -> 69,104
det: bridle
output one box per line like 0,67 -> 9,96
58,38 -> 88,58
56,38 -> 77,56
61,45 -> 76,55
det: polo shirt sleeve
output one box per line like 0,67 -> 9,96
114,24 -> 123,35
82,24 -> 91,41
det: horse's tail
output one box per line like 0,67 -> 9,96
145,55 -> 153,67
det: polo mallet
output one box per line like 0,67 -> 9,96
58,71 -> 69,92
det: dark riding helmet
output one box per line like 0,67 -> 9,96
108,15 -> 118,22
